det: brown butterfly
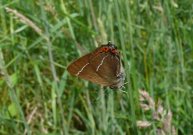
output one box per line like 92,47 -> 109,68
67,42 -> 125,89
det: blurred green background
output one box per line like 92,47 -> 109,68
0,0 -> 193,134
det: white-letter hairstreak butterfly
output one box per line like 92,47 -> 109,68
67,42 -> 125,89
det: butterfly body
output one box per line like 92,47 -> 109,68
67,42 -> 125,89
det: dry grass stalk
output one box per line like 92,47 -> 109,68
5,7 -> 59,84
137,89 -> 177,135
137,120 -> 151,128
5,7 -> 48,41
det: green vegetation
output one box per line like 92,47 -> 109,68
0,0 -> 193,134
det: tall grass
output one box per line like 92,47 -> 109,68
0,0 -> 193,134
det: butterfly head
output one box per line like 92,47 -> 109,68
98,42 -> 119,56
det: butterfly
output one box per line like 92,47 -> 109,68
67,42 -> 125,89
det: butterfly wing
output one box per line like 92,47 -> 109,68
90,51 -> 124,87
67,53 -> 111,86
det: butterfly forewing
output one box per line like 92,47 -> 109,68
67,53 -> 111,86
